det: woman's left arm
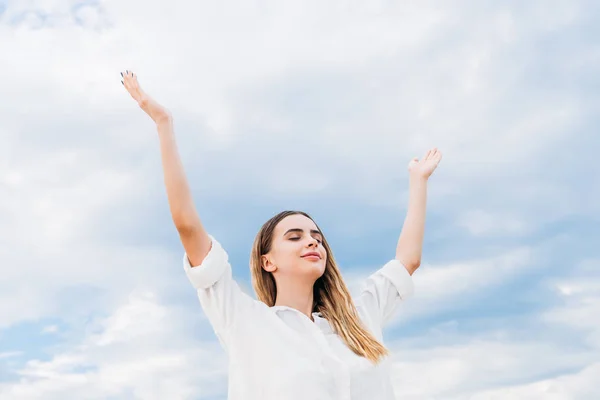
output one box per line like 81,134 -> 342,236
395,148 -> 443,275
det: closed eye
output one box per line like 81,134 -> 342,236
285,228 -> 323,244
289,237 -> 322,244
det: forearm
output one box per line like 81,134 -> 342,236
395,174 -> 428,275
156,119 -> 201,231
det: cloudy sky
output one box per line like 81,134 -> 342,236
1,0 -> 599,398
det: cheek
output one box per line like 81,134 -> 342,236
272,242 -> 299,265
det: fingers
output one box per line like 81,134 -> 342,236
120,70 -> 135,87
125,70 -> 132,86
120,70 -> 144,101
415,148 -> 443,164
428,147 -> 438,159
424,147 -> 442,161
430,148 -> 442,164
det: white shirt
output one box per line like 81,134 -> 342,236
183,235 -> 414,400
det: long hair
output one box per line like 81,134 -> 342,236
250,210 -> 389,364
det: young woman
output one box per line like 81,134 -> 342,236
121,70 -> 442,399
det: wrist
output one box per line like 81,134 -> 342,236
409,172 -> 428,183
155,114 -> 173,126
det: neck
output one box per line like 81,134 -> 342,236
273,278 -> 315,321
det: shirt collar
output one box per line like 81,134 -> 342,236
270,306 -> 332,333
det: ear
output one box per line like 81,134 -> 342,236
261,255 -> 277,272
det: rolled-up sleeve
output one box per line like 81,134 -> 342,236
183,235 -> 255,347
358,259 -> 415,331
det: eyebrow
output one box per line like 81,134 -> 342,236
283,228 -> 322,237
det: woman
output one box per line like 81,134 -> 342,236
121,70 -> 442,399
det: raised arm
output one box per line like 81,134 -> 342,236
395,147 -> 443,274
357,148 -> 442,330
120,71 -> 258,347
120,70 -> 210,266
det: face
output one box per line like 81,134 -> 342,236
262,214 -> 328,283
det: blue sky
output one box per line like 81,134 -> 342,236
0,0 -> 599,398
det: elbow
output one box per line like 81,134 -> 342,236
406,260 -> 421,275
172,211 -> 201,233
396,255 -> 421,275
173,218 -> 198,234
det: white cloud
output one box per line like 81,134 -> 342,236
0,290 -> 228,399
40,325 -> 58,335
0,352 -> 22,360
344,243 -> 536,325
386,258 -> 600,399
456,209 -> 531,237
468,363 -> 600,400
388,338 -> 599,400
541,260 -> 600,348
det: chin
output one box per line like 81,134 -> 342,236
313,262 -> 327,278
299,261 -> 326,278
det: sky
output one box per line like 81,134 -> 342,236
0,0 -> 599,398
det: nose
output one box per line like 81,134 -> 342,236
307,237 -> 319,247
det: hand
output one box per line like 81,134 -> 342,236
408,148 -> 443,179
121,70 -> 172,124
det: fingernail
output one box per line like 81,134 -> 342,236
120,72 -> 123,77
121,80 -> 124,85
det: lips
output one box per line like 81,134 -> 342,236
301,252 -> 321,259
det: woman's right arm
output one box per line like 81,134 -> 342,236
121,70 -> 210,265
121,71 -> 255,347
156,118 -> 212,266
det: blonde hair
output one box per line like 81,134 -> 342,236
250,210 -> 389,364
